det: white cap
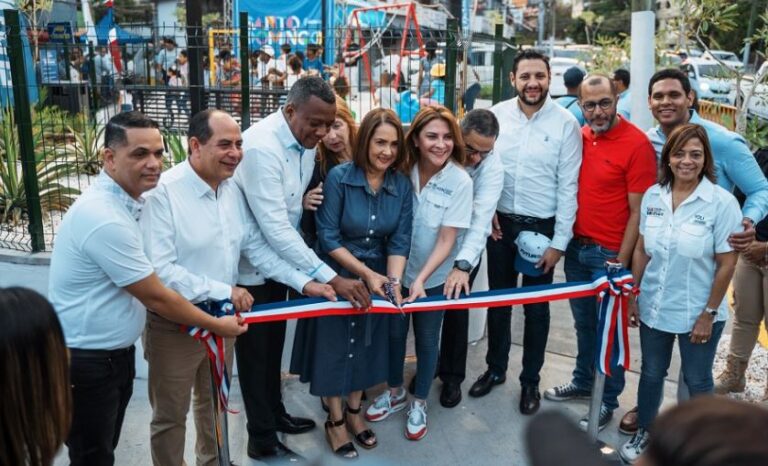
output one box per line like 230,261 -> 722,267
514,231 -> 551,277
260,44 -> 275,57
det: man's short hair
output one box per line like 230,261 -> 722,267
187,109 -> 223,154
461,109 -> 499,139
104,111 -> 159,149
286,76 -> 335,107
613,69 -> 630,88
219,50 -> 232,61
577,73 -> 616,99
648,68 -> 692,96
512,49 -> 550,75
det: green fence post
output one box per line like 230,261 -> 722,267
492,23 -> 504,105
4,9 -> 44,252
87,41 -> 98,113
444,18 -> 458,114
239,12 -> 251,130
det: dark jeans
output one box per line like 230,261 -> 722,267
564,240 -> 625,411
486,213 -> 555,387
389,285 -> 445,399
637,321 -> 724,429
438,262 -> 481,385
67,345 -> 135,466
235,280 -> 289,449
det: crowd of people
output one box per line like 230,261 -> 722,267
4,48 -> 768,466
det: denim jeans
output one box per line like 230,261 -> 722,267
637,321 -> 725,429
564,240 -> 625,411
389,284 -> 445,399
486,214 -> 555,387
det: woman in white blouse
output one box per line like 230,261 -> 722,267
620,124 -> 742,463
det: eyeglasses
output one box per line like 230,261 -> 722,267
465,145 -> 492,160
581,98 -> 615,113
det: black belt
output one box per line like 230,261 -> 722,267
69,345 -> 134,359
497,212 -> 554,225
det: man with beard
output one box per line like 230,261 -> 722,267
544,74 -> 657,432
616,68 -> 768,436
469,50 -> 582,415
234,76 -> 370,463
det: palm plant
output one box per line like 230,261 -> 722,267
61,112 -> 105,176
0,104 -> 80,225
163,130 -> 187,170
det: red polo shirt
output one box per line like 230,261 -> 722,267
574,116 -> 657,252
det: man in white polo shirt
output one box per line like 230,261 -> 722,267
48,111 -> 247,466
468,50 -> 582,416
140,109 -> 336,466
235,76 -> 370,462
438,109 -> 504,408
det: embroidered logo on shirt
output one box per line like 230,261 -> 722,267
692,214 -> 707,226
428,184 -> 454,197
646,207 -> 664,217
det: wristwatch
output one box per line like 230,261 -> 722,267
705,307 -> 718,318
454,260 -> 472,273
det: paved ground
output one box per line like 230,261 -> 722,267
1,258 -> 686,465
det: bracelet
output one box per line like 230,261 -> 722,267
388,276 -> 401,286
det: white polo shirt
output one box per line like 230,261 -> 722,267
455,151 -> 505,267
235,109 -> 337,286
490,96 -> 582,251
49,172 -> 154,350
141,161 -> 311,303
638,178 -> 742,334
405,161 -> 473,289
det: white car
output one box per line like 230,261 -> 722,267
733,62 -> 768,120
549,57 -> 583,98
702,50 -> 744,71
681,57 -> 735,104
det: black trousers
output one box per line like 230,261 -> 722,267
66,345 -> 135,466
486,214 -> 555,387
437,262 -> 481,385
235,280 -> 289,449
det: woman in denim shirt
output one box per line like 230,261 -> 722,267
290,108 -> 412,458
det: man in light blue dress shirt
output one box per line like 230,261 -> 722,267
614,69 -> 632,120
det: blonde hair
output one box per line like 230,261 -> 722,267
317,95 -> 357,176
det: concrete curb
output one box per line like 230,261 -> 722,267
0,249 -> 51,266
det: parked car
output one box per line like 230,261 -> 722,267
733,61 -> 768,120
702,50 -> 744,71
549,57 -> 584,98
681,57 -> 735,104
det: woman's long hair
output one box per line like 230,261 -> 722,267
405,105 -> 465,170
0,287 -> 71,466
317,95 -> 357,177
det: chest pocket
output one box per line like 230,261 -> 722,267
677,223 -> 709,258
644,216 -> 665,253
422,190 -> 449,228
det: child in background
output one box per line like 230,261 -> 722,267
375,72 -> 399,110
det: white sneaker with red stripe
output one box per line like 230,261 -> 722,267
365,387 -> 407,422
405,400 -> 428,441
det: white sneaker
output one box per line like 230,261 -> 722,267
405,400 -> 428,441
365,388 -> 407,422
619,428 -> 650,464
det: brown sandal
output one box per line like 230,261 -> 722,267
346,405 -> 378,449
325,415 -> 358,459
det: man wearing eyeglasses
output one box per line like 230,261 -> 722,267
469,50 -> 582,416
544,73 -> 657,432
437,109 -> 504,409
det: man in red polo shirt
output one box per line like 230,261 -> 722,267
544,73 -> 657,432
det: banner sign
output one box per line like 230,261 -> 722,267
235,0 -> 322,56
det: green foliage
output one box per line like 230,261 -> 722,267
0,104 -> 80,225
60,113 -> 105,176
589,35 -> 629,74
163,131 -> 187,169
743,117 -> 768,151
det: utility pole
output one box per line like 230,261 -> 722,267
537,0 -> 546,46
550,0 -> 556,48
630,1 -> 655,129
743,0 -> 759,69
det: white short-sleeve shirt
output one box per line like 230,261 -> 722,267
638,179 -> 742,334
404,161 -> 473,289
49,172 -> 154,350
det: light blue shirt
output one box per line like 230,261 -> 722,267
617,89 -> 631,120
405,161 -> 473,289
555,95 -> 585,126
235,109 -> 337,286
638,179 -> 742,334
430,79 -> 446,105
49,171 -> 154,350
647,110 -> 768,223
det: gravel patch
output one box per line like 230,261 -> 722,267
713,334 -> 768,402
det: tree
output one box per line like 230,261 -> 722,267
15,0 -> 53,61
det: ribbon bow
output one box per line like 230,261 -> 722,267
595,266 -> 635,376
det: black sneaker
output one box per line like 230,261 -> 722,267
544,382 -> 591,401
578,404 -> 613,432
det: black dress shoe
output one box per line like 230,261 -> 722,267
469,371 -> 506,398
519,385 -> 541,415
277,413 -> 316,434
247,441 -> 304,463
440,382 -> 462,408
